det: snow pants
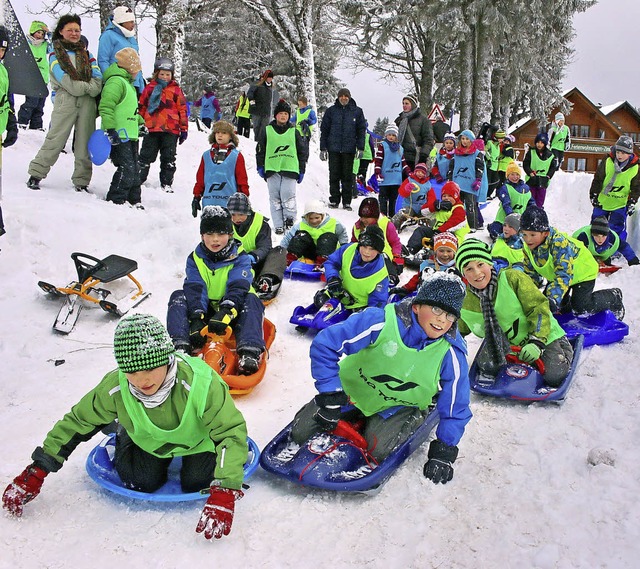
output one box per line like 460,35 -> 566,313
18,95 -> 47,130
290,399 -> 428,461
114,425 -> 215,493
166,290 -> 265,353
106,140 -> 142,205
266,173 -> 297,230
28,90 -> 96,187
557,279 -> 624,317
139,132 -> 178,187
529,185 -> 547,209
328,151 -> 355,208
236,116 -> 251,138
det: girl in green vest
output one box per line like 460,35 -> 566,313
456,239 -> 573,386
547,112 -> 570,169
2,314 -> 248,540
234,91 -> 251,138
522,132 -> 558,208
292,271 -> 471,484
520,206 -> 625,319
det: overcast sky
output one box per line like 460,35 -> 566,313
7,0 -> 636,123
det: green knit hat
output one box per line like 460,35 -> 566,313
30,21 -> 48,35
113,314 -> 175,373
455,238 -> 493,272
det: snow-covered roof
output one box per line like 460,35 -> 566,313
599,101 -> 626,116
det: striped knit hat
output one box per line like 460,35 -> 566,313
113,314 -> 175,373
455,238 -> 493,272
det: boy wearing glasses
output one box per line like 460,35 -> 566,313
291,271 -> 472,485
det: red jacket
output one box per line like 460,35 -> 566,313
192,144 -> 250,198
421,189 -> 467,234
138,80 -> 188,135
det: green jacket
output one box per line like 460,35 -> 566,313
33,356 -> 248,490
98,63 -> 143,141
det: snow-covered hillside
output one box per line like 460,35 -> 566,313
1,114 -> 639,569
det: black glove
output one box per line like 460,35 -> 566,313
435,200 -> 452,211
313,288 -> 331,308
189,313 -> 207,349
313,391 -> 349,430
423,439 -> 459,484
2,112 -> 18,148
388,273 -> 400,287
326,277 -> 344,298
106,128 -> 121,146
208,303 -> 238,336
138,125 -> 149,137
590,194 -> 600,208
389,287 -> 409,298
192,197 -> 201,218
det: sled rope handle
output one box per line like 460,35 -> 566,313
298,440 -> 379,482
506,345 -> 546,374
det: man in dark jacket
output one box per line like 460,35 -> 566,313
319,88 -> 366,211
247,69 -> 279,141
394,94 -> 435,170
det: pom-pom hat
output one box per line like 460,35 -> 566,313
433,231 -> 458,252
412,271 -> 466,319
274,99 -> 291,118
385,123 -> 399,137
506,162 -> 521,178
113,314 -> 175,373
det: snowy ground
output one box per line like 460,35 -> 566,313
1,109 -> 639,569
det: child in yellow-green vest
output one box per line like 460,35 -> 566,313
491,213 -> 525,272
290,95 -> 317,139
522,132 -> 557,209
455,239 -> 573,387
2,314 -> 248,541
487,162 -> 535,240
573,216 -> 639,268
256,99 -> 308,234
234,91 -> 251,138
548,112 -> 570,169
17,21 -> 50,130
99,47 -> 144,207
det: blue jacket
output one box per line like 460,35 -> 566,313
97,19 -> 144,93
320,97 -> 366,154
309,301 -> 472,447
574,229 -> 637,263
496,179 -> 535,215
183,240 -> 253,316
324,243 -> 389,308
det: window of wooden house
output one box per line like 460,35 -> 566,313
566,158 -> 576,172
579,125 -> 590,138
570,125 -> 579,137
577,158 -> 587,171
597,129 -> 605,139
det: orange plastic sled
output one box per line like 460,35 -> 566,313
197,318 -> 276,395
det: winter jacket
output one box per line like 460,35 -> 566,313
281,213 -> 348,249
422,189 -> 469,236
30,356 -> 247,490
233,212 -> 273,265
447,144 -> 484,194
523,146 -> 557,188
97,18 -> 144,93
573,227 -> 638,264
49,47 -> 102,96
320,97 -> 366,154
256,120 -> 308,179
193,143 -> 249,197
247,81 -> 278,117
394,108 -> 435,164
589,150 -> 640,211
194,92 -> 221,121
138,79 -> 188,135
351,217 -> 403,259
0,64 -> 10,134
290,105 -> 318,135
28,36 -> 50,83
99,63 -> 143,141
309,300 -> 471,447
184,240 -> 253,317
494,179 -> 535,222
548,123 -> 571,152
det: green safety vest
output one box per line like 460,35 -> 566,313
460,271 -> 565,347
295,107 -> 314,136
107,75 -> 139,141
549,125 -> 569,152
572,226 -> 620,261
265,125 -> 299,173
353,216 -> 392,259
491,238 -> 524,266
433,204 -> 470,242
236,96 -> 251,119
498,149 -> 514,172
300,217 -> 337,244
339,304 -> 450,415
0,64 -> 9,134
526,151 -> 554,180
523,233 -> 598,285
495,183 -> 532,224
117,354 -> 222,458
234,212 -> 264,253
340,243 -> 388,308
192,251 -> 233,302
485,140 -> 500,170
352,132 -> 372,174
597,158 -> 638,211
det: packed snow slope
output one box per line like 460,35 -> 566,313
1,119 -> 639,569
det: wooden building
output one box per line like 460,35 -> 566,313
509,87 -> 640,173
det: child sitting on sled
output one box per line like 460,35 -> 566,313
191,121 -> 249,217
314,224 -> 389,310
572,216 -> 639,268
491,213 -> 525,271
167,206 -> 266,374
392,162 -> 431,230
281,199 -> 349,266
227,192 -> 287,301
455,239 -> 573,386
520,206 -> 625,318
2,314 -> 248,540
291,271 -> 472,484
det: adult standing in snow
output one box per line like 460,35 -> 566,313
26,14 -> 102,192
394,94 -> 435,170
247,69 -> 278,141
194,89 -> 222,129
319,87 -> 366,211
17,21 -> 50,130
97,6 -> 145,94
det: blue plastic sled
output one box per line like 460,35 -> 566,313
260,408 -> 439,493
290,297 -> 350,331
86,433 -> 260,502
88,129 -> 129,166
555,310 -> 628,347
470,335 -> 584,402
284,259 -> 324,281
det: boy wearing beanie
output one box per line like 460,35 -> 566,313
374,123 -> 411,216
455,239 -> 573,386
547,112 -> 570,170
256,99 -> 308,234
572,216 -> 639,268
523,132 -> 557,208
2,314 -> 248,541
167,206 -> 266,374
192,120 -> 249,217
491,213 -> 525,271
292,271 -> 471,484
520,206 -> 625,318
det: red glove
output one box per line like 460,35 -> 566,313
2,464 -> 48,517
195,486 -> 244,540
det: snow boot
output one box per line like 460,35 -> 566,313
238,347 -> 262,375
27,176 -> 41,190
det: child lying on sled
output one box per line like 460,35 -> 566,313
291,272 -> 472,484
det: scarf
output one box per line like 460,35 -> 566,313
114,22 -> 136,38
147,78 -> 168,115
203,238 -> 236,263
397,108 -> 419,145
386,140 -> 401,153
469,268 -> 511,377
128,355 -> 177,408
603,157 -> 629,196
455,143 -> 477,156
52,39 -> 92,82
